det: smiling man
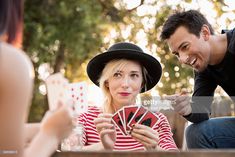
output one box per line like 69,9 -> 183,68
160,10 -> 235,148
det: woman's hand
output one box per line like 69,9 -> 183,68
94,113 -> 116,150
131,124 -> 159,150
24,102 -> 73,157
40,101 -> 73,141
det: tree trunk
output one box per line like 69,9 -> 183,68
53,42 -> 65,73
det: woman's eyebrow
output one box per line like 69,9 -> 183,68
130,70 -> 141,73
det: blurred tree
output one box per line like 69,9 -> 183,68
23,0 -> 135,121
24,0 -> 104,121
23,0 -> 229,121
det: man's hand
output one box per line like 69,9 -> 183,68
164,90 -> 192,116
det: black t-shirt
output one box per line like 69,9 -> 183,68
185,28 -> 235,123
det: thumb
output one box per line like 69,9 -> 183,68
180,88 -> 189,95
56,100 -> 64,109
162,94 -> 180,101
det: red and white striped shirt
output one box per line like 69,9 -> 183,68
78,106 -> 178,151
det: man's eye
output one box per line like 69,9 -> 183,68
181,44 -> 189,51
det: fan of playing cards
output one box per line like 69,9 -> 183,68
45,73 -> 88,116
112,106 -> 160,136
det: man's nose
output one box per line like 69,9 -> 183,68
179,53 -> 189,64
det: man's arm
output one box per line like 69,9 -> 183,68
184,70 -> 217,123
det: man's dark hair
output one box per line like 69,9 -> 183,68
0,0 -> 23,44
160,10 -> 214,40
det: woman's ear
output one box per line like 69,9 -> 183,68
105,81 -> 109,88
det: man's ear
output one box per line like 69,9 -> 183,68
201,24 -> 210,41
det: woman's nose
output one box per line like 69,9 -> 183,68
121,76 -> 130,88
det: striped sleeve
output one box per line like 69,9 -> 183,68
78,106 -> 101,145
154,112 -> 178,150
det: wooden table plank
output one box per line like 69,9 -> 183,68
52,150 -> 235,157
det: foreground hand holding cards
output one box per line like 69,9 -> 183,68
45,73 -> 88,116
45,73 -> 69,111
112,106 -> 160,136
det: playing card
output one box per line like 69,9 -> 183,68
67,82 -> 88,115
136,110 -> 159,128
123,106 -> 139,132
118,109 -> 126,133
127,106 -> 147,129
112,111 -> 127,136
45,73 -> 69,111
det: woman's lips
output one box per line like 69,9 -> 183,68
119,92 -> 131,96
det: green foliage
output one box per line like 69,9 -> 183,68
24,0 -> 105,121
23,0 -> 230,121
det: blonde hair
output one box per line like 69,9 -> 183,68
99,59 -> 147,113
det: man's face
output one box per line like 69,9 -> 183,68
166,26 -> 211,72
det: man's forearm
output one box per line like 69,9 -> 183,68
183,113 -> 209,123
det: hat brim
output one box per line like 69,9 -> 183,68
87,49 -> 162,92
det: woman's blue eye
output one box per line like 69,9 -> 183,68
113,72 -> 121,77
131,73 -> 139,78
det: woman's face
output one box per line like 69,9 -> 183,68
106,60 -> 143,109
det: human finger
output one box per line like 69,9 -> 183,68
177,104 -> 192,116
176,94 -> 190,103
132,124 -> 156,134
131,127 -> 158,141
97,113 -> 113,118
99,128 -> 115,138
163,94 -> 179,101
96,123 -> 114,133
94,117 -> 112,125
131,131 -> 158,150
180,88 -> 189,95
171,95 -> 190,112
131,124 -> 158,140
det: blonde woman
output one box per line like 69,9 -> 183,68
79,42 -> 178,151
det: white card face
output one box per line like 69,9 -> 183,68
67,82 -> 88,115
45,73 -> 69,111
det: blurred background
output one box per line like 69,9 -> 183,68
23,0 -> 235,148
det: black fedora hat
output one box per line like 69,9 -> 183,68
87,42 -> 162,92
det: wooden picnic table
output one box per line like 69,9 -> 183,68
52,150 -> 235,157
